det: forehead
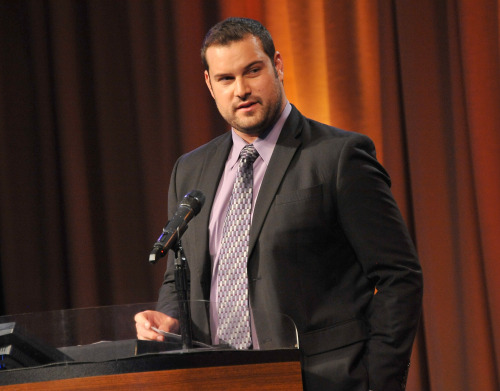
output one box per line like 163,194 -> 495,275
206,36 -> 269,74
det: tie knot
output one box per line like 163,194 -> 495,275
239,144 -> 259,166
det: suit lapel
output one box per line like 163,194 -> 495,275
191,133 -> 232,284
248,106 -> 303,256
189,107 -> 304,275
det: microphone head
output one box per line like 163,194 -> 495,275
180,190 -> 205,215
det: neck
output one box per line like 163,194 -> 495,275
234,131 -> 259,144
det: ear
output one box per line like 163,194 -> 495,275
274,51 -> 284,82
204,70 -> 215,99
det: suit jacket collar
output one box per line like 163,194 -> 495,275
192,105 -> 304,274
192,132 -> 232,280
248,105 -> 304,257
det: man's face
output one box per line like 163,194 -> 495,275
204,35 -> 286,138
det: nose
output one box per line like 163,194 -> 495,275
235,77 -> 250,100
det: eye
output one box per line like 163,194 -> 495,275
217,76 -> 234,83
248,67 -> 261,75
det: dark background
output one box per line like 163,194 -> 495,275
1,1 -> 499,390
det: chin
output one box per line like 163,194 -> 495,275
237,123 -> 267,135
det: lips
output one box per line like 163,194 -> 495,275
236,101 -> 257,110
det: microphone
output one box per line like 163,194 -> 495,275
149,190 -> 205,264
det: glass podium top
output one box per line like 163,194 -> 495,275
0,301 -> 298,372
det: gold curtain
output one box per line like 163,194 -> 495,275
220,1 -> 500,389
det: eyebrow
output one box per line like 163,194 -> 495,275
212,60 -> 265,79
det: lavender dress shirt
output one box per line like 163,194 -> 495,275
208,102 -> 292,345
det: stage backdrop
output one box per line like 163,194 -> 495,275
0,1 -> 499,390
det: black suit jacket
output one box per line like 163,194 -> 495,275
157,105 -> 423,391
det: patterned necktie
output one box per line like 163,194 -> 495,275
217,144 -> 260,349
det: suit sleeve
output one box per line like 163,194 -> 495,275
336,135 -> 423,391
155,156 -> 183,317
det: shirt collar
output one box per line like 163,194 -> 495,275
229,102 -> 292,169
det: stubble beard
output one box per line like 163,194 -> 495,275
220,80 -> 284,137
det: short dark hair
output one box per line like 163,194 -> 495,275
201,17 -> 276,71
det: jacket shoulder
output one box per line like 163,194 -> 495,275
176,131 -> 231,166
291,108 -> 376,159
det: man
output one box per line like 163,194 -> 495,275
135,17 -> 423,391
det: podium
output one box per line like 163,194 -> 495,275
0,303 -> 303,390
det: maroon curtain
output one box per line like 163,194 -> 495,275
1,1 -> 499,389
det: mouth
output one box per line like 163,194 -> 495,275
236,101 -> 258,111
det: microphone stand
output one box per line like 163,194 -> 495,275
173,240 -> 193,349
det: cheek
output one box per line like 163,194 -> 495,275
256,78 -> 276,97
216,91 -> 234,108
214,95 -> 232,115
